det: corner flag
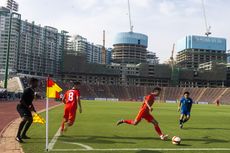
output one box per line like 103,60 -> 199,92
45,77 -> 62,151
46,78 -> 62,98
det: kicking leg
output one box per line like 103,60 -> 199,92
60,118 -> 71,136
62,110 -> 76,133
151,119 -> 168,140
61,118 -> 68,132
117,119 -> 140,126
179,114 -> 185,129
64,110 -> 76,130
183,115 -> 190,124
145,113 -> 168,140
64,121 -> 74,131
117,110 -> 143,126
152,119 -> 162,136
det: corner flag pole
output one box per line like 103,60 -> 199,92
45,76 -> 49,151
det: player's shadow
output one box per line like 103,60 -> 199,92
111,135 -> 166,140
59,135 -> 170,145
59,135 -> 135,145
183,127 -> 230,131
183,136 -> 229,144
135,151 -> 162,153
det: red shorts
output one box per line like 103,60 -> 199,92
64,103 -> 77,124
135,108 -> 154,123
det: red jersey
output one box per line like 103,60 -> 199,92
64,89 -> 80,104
141,93 -> 156,110
63,89 -> 80,124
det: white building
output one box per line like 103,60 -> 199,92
146,51 -> 159,64
69,35 -> 103,64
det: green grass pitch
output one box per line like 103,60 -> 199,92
22,101 -> 230,153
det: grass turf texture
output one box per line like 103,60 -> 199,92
22,100 -> 230,153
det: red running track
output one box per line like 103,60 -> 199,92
0,100 -> 60,133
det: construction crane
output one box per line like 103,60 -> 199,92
170,43 -> 179,86
101,30 -> 106,64
170,43 -> 175,67
202,0 -> 211,37
127,0 -> 134,32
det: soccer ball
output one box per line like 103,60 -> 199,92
172,136 -> 181,145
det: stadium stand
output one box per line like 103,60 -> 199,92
183,87 -> 204,102
1,77 -> 227,104
109,85 -> 129,100
219,88 -> 230,104
0,77 -> 23,93
0,88 -> 7,100
162,87 -> 184,101
199,88 -> 226,103
127,86 -> 145,100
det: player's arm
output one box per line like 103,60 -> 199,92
20,89 -> 30,108
62,93 -> 66,104
29,104 -> 36,112
178,99 -> 182,112
77,95 -> 82,113
188,99 -> 193,112
144,99 -> 152,112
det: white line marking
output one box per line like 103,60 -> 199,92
51,148 -> 230,152
62,141 -> 93,150
48,127 -> 61,150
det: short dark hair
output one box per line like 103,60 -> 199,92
184,91 -> 190,95
153,87 -> 161,92
73,81 -> 81,86
30,78 -> 38,84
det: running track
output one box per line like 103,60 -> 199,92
0,100 -> 60,133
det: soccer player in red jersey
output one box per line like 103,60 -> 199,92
61,82 -> 82,135
117,87 -> 168,140
215,99 -> 220,106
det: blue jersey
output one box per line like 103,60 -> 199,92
180,97 -> 193,112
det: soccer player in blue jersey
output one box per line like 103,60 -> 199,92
178,92 -> 193,129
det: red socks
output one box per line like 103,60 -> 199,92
154,125 -> 163,136
123,120 -> 163,136
61,122 -> 65,131
123,120 -> 135,125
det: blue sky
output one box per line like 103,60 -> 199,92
1,0 -> 230,62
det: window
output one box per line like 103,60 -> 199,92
138,40 -> 140,45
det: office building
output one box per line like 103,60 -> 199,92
176,35 -> 227,69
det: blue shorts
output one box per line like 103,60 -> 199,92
181,110 -> 190,116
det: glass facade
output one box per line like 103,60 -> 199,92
114,32 -> 148,47
176,35 -> 227,69
176,35 -> 226,52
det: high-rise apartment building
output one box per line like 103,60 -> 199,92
0,7 -> 20,75
69,35 -> 111,64
0,7 -> 69,77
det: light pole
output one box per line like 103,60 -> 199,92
3,0 -> 19,89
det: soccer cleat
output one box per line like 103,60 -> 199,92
116,120 -> 124,126
180,124 -> 183,129
15,137 -> 24,143
160,134 -> 168,140
21,135 -> 31,139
